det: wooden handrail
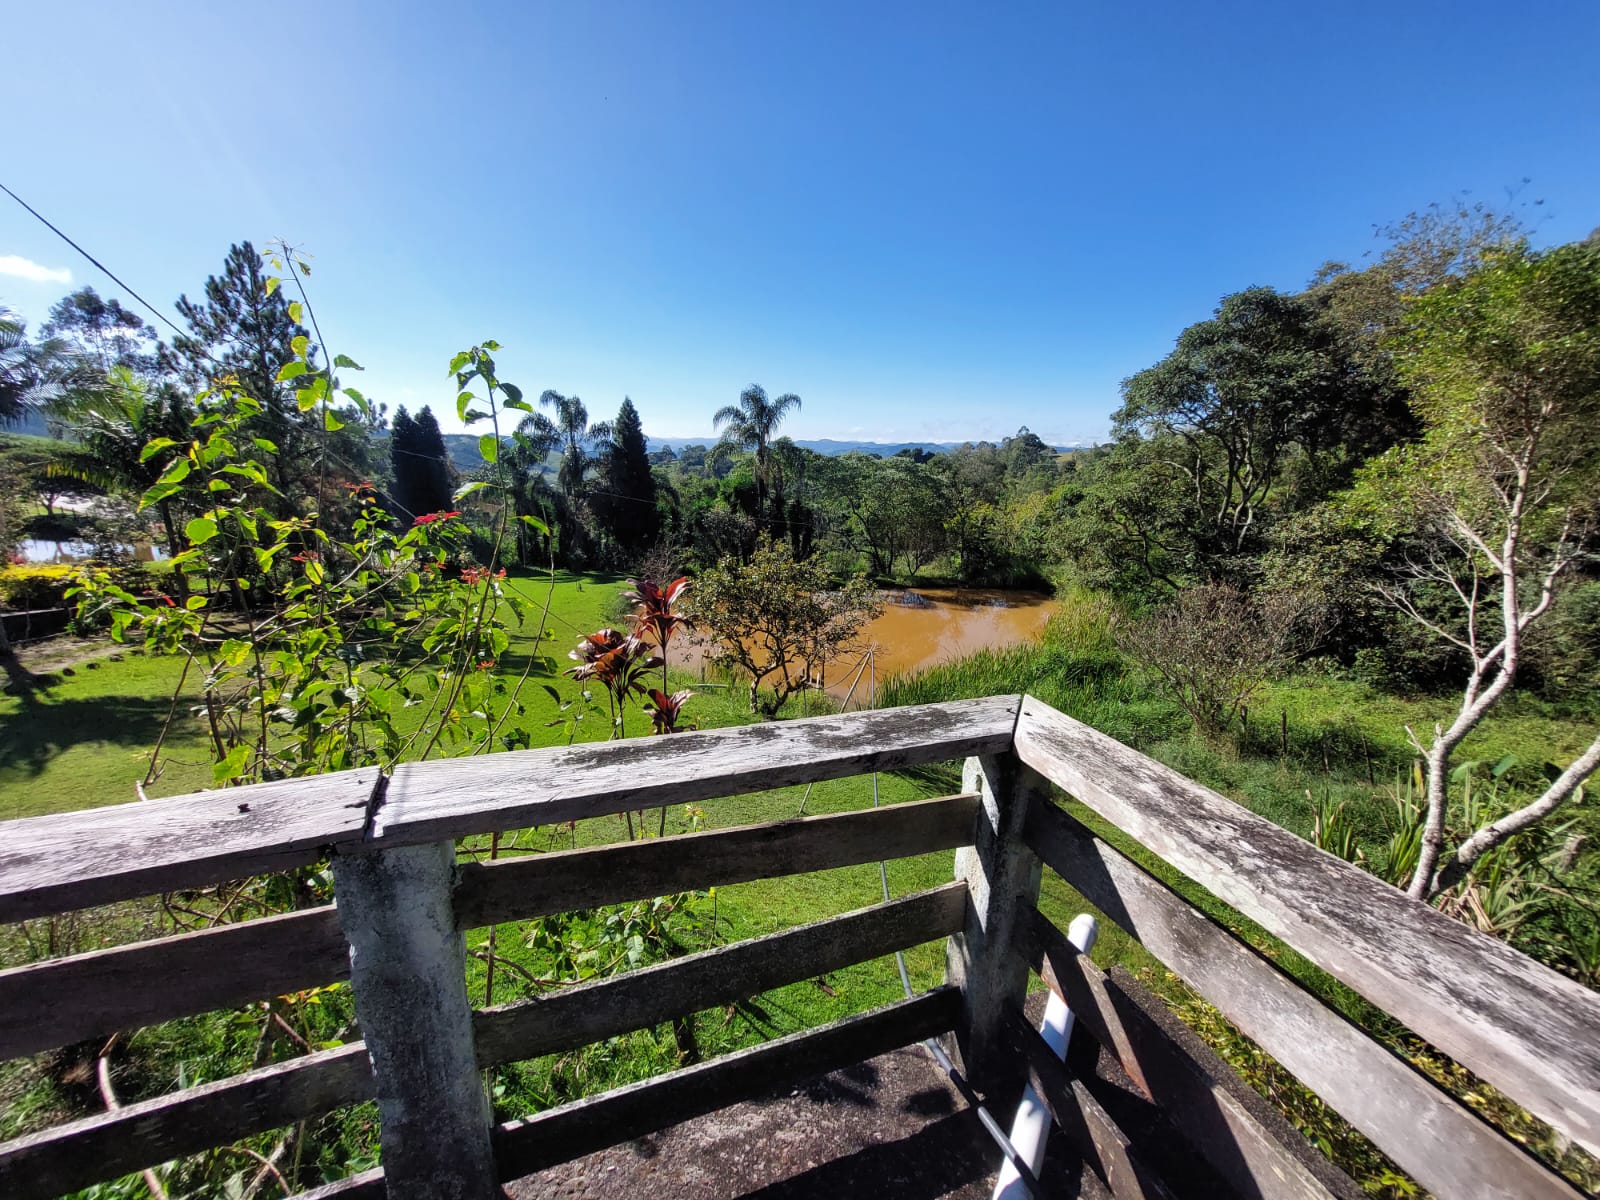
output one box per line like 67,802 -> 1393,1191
0,695 -> 1017,922
1024,797 -> 1583,1200
1014,695 -> 1600,1160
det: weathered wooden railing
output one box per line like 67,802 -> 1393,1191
0,694 -> 1595,1200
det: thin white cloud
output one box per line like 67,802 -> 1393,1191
0,255 -> 71,285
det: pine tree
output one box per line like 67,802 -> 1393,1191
160,241 -> 314,502
600,397 -> 659,554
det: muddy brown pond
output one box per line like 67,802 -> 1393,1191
682,587 -> 1058,708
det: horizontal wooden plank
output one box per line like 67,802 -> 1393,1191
492,988 -> 961,1180
0,906 -> 347,1062
383,695 -> 1020,845
1016,696 -> 1600,1158
474,883 -> 968,1067
291,1167 -> 385,1199
454,792 -> 979,929
0,1044 -> 373,1200
1025,911 -> 1360,1200
1025,799 -> 1583,1200
1003,1007 -> 1177,1200
0,768 -> 378,922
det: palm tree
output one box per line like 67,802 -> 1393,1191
61,368 -> 195,557
712,384 -> 801,527
1,310 -> 104,428
516,391 -> 611,565
523,391 -> 612,500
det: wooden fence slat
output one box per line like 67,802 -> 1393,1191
454,792 -> 978,929
1015,696 -> 1600,1157
383,695 -> 1020,845
0,1044 -> 373,1200
1024,799 -> 1583,1200
1024,911 -> 1361,1200
291,1167 -> 386,1198
492,989 -> 962,1181
1002,1007 -> 1177,1200
0,906 -> 346,1062
473,883 -> 968,1067
0,768 -> 378,922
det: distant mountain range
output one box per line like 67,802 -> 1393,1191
643,437 -> 1082,457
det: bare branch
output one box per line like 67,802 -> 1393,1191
1431,732 -> 1600,895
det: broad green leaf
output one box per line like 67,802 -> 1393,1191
252,438 -> 278,453
213,743 -> 251,784
519,514 -> 549,535
324,408 -> 346,431
288,302 -> 305,325
482,339 -> 501,351
157,458 -> 191,485
140,437 -> 178,462
264,276 -> 280,296
479,433 -> 499,464
333,354 -> 363,370
291,333 -> 310,356
138,482 -> 181,511
277,361 -> 309,382
185,516 -> 219,545
296,376 -> 330,412
454,480 -> 490,502
448,351 -> 472,377
185,594 -> 208,610
456,391 -> 478,422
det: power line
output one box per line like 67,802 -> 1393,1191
0,181 -> 189,341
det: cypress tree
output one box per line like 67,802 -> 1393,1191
411,406 -> 457,517
600,397 -> 659,554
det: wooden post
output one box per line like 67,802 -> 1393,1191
946,752 -> 1044,1096
333,840 -> 499,1199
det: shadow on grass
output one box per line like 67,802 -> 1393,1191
0,688 -> 176,780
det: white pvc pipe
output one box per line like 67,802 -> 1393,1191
992,912 -> 1098,1200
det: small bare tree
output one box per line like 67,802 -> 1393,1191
1117,583 -> 1307,743
1370,239 -> 1600,899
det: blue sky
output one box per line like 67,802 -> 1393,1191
2,1 -> 1596,444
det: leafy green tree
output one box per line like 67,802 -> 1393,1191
42,287 -> 157,373
712,384 -> 801,528
1355,238 -> 1600,898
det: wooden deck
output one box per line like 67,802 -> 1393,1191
0,694 -> 1594,1199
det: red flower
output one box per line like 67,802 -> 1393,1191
413,510 -> 463,526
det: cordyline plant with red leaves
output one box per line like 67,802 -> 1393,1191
644,688 -> 694,735
624,576 -> 692,694
565,628 -> 662,739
